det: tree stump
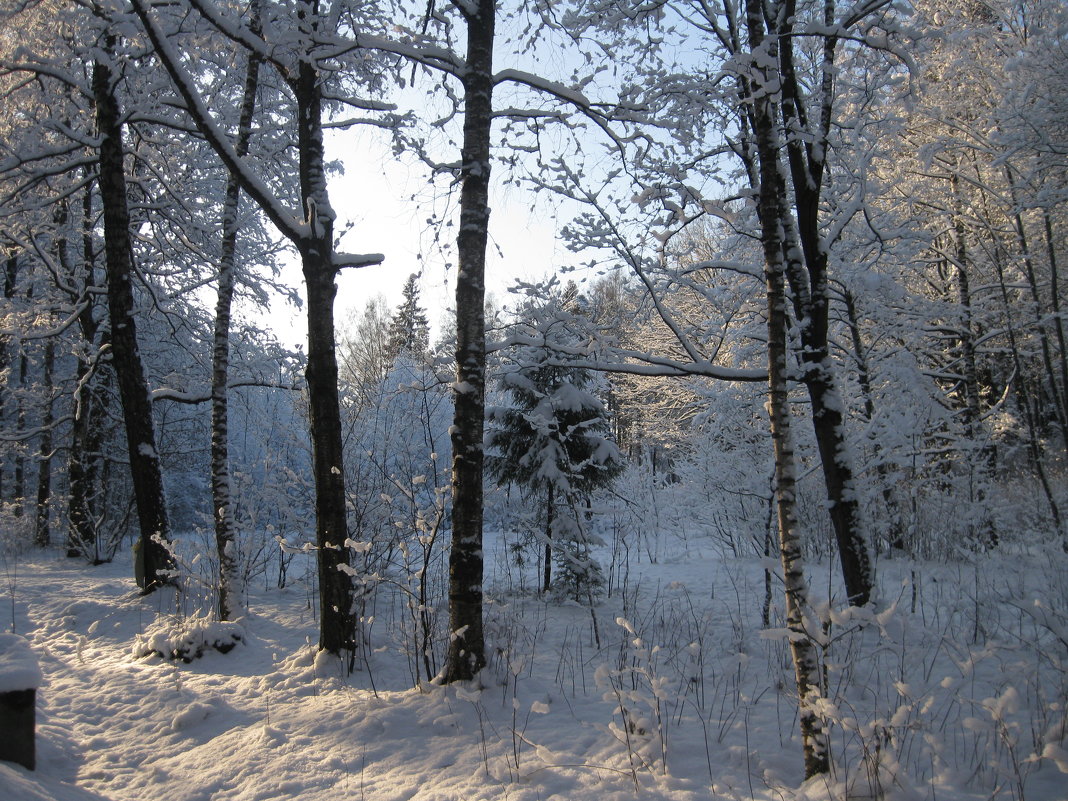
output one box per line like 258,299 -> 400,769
0,634 -> 41,770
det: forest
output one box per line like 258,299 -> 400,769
1,0 -> 1066,799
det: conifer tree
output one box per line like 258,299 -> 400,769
487,287 -> 624,594
386,273 -> 430,364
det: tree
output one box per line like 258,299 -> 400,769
443,0 -> 495,683
487,283 -> 624,595
132,0 -> 391,659
744,0 -> 830,774
93,28 -> 174,592
210,0 -> 263,622
385,273 -> 430,365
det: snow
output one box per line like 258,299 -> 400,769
0,633 -> 42,692
2,542 -> 1067,801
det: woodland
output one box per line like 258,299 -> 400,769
1,1 -> 1067,799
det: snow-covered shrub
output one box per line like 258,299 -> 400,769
133,614 -> 244,662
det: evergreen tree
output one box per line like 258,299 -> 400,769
386,274 -> 430,364
487,286 -> 624,595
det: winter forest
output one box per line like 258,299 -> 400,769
1,0 -> 1067,799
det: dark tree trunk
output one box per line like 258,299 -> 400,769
948,173 -> 997,549
93,47 -> 173,591
443,0 -> 494,684
1043,211 -> 1068,439
801,362 -> 873,602
33,339 -> 55,547
212,2 -> 261,622
543,484 -> 554,594
15,343 -> 27,518
0,254 -> 15,505
294,0 -> 355,659
843,288 -> 904,553
67,175 -> 105,559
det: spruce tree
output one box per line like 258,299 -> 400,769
386,273 -> 431,364
487,288 -> 624,595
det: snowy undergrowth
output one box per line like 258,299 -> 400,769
2,538 -> 1067,801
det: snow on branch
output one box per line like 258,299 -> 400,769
182,0 -> 287,74
353,32 -> 464,79
131,0 -> 308,245
492,332 -> 765,383
151,379 -> 304,405
493,69 -> 592,108
333,251 -> 385,269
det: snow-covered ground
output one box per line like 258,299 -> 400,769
2,536 -> 1067,801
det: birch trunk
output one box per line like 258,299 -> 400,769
746,0 -> 829,776
211,1 -> 261,622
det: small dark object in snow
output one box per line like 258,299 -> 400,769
0,634 -> 42,770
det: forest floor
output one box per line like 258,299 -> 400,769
2,533 -> 1067,801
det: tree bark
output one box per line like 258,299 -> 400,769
948,171 -> 996,548
33,339 -> 55,547
773,0 -> 872,605
0,253 -> 14,506
294,0 -> 356,660
746,0 -> 829,776
211,0 -> 261,622
443,0 -> 494,684
67,176 -> 106,560
543,484 -> 554,594
93,44 -> 173,592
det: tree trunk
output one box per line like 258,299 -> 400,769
14,341 -> 27,518
746,0 -> 830,776
33,339 -> 55,547
843,288 -> 904,553
1043,211 -> 1068,447
443,0 -> 494,684
543,484 -> 554,594
764,0 -> 873,606
0,253 -> 15,506
1006,169 -> 1068,439
93,45 -> 173,592
949,172 -> 996,548
991,243 -> 1067,550
211,2 -> 261,622
67,175 -> 105,559
294,1 -> 355,660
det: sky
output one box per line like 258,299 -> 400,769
265,126 -> 590,350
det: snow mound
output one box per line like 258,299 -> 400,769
132,615 -> 244,663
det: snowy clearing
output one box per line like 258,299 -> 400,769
2,538 -> 1067,801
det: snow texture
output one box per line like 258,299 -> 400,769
2,543 -> 1067,801
0,633 -> 42,692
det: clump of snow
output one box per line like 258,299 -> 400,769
0,633 -> 42,692
132,615 -> 244,663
